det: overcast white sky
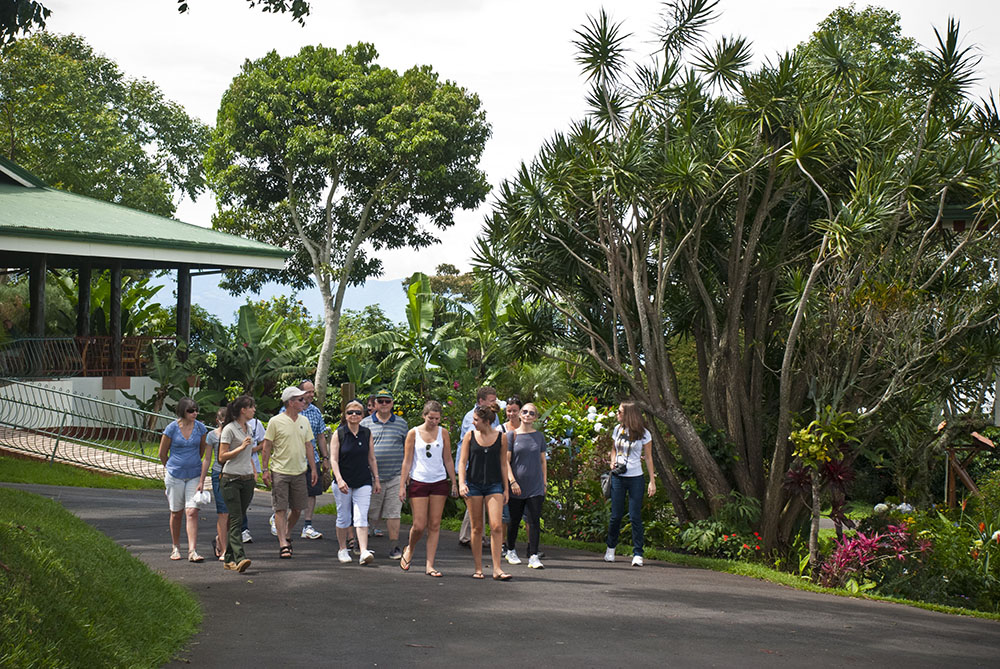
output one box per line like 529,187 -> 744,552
43,0 -> 1000,282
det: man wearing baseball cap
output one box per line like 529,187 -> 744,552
261,386 -> 318,558
361,388 -> 408,560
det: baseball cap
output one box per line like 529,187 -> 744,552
281,386 -> 307,403
374,388 -> 393,400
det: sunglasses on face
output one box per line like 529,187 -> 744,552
376,398 -> 392,404
186,408 -> 199,414
520,410 -> 537,416
346,409 -> 363,416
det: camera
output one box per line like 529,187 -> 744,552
610,462 -> 627,476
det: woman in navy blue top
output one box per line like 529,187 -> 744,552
158,397 -> 209,562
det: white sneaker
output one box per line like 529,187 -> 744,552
360,549 -> 375,565
506,549 -> 522,565
337,549 -> 351,563
301,524 -> 323,540
269,514 -> 277,536
528,554 -> 544,569
631,555 -> 644,567
241,529 -> 253,543
604,547 -> 616,562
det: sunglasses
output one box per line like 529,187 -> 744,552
186,408 -> 199,414
376,398 -> 393,404
520,409 -> 537,416
425,443 -> 433,458
346,409 -> 363,416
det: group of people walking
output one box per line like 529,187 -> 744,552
157,382 -> 658,578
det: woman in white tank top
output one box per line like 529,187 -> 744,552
398,400 -> 458,577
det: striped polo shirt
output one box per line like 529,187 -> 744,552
360,412 -> 408,478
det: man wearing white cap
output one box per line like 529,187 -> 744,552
261,386 -> 318,558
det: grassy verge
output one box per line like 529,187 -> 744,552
0,453 -> 162,489
318,503 -> 1000,621
0,487 -> 200,667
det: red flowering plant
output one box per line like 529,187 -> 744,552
819,524 -> 930,592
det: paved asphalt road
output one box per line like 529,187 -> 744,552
6,483 -> 1000,668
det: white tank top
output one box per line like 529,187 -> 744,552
410,426 -> 447,483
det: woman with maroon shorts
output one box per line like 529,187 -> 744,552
399,400 -> 458,577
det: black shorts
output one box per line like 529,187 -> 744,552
305,469 -> 328,497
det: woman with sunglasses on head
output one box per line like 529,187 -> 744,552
506,402 -> 548,569
458,402 -> 512,580
158,397 -> 209,563
330,399 -> 381,565
398,400 -> 458,577
604,401 -> 656,567
218,395 -> 258,573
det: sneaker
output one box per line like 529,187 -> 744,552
360,549 -> 375,565
604,547 -> 616,562
269,514 -> 277,536
242,529 -> 253,543
371,528 -> 385,538
338,549 -> 351,563
631,555 -> 644,567
388,546 -> 403,560
528,554 -> 544,569
506,549 -> 522,565
501,543 -> 509,557
347,537 -> 359,555
301,524 -> 323,540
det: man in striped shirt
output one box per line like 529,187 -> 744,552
361,388 -> 408,560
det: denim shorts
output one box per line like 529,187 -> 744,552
210,470 -> 229,514
466,481 -> 503,497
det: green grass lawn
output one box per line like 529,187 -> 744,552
0,454 -> 162,489
0,487 -> 200,667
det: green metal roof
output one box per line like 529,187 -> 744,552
0,157 -> 289,270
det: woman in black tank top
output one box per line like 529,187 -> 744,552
458,403 -> 512,580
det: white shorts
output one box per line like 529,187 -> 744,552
164,471 -> 201,512
333,485 -> 372,529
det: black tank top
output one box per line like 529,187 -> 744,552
466,431 -> 502,486
337,424 -> 372,489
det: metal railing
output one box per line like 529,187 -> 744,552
0,377 -> 172,480
0,337 -> 83,378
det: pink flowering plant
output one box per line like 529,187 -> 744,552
819,524 -> 930,592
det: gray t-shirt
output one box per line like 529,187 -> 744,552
220,421 -> 255,476
207,429 -> 223,474
508,430 -> 547,499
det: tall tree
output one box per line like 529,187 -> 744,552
0,33 -> 209,215
475,1 -> 1000,546
206,42 -> 490,404
1,1 -> 310,47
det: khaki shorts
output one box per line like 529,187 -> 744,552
271,471 -> 308,511
367,474 -> 402,524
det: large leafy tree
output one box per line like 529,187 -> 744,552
0,33 -> 209,215
1,1 -> 310,47
206,42 -> 490,404
476,1 -> 1000,544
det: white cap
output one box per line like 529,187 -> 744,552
281,386 -> 307,403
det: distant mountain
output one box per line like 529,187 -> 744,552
150,274 -> 409,326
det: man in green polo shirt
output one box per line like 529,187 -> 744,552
261,386 -> 318,558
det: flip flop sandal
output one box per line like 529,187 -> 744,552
493,572 -> 512,581
400,549 -> 411,571
170,546 -> 182,560
188,551 -> 204,563
471,572 -> 485,579
426,570 -> 443,578
279,545 -> 293,559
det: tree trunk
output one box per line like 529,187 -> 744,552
809,469 -> 821,573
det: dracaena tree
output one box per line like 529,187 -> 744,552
475,1 -> 1000,547
206,43 -> 490,405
